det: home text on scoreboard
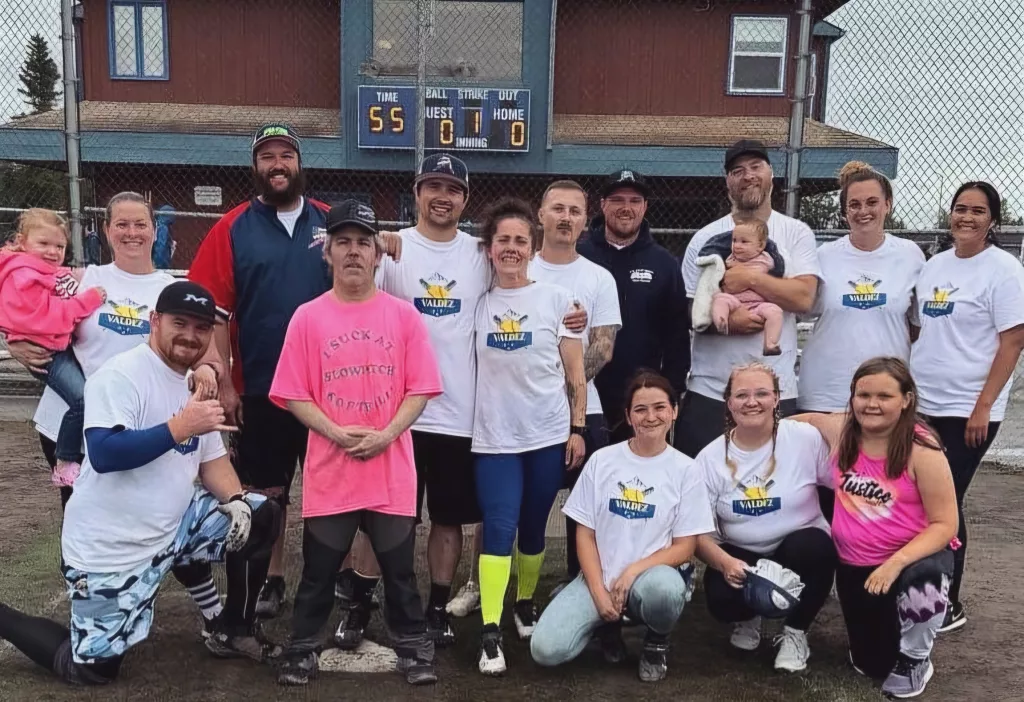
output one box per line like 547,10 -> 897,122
357,86 -> 531,152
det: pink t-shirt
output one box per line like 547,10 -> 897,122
831,449 -> 929,566
724,251 -> 775,305
269,290 -> 442,518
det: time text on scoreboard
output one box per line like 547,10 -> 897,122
357,86 -> 531,152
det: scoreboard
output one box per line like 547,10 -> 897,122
357,86 -> 530,152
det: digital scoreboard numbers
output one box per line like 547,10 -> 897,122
357,86 -> 530,152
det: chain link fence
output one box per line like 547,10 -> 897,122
2,0 -> 1022,266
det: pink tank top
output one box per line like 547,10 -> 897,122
831,448 -> 929,566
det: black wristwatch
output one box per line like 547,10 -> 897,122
570,425 -> 587,437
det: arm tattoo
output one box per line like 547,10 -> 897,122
583,325 -> 620,381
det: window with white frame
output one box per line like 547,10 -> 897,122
109,0 -> 168,79
806,52 -> 818,117
370,0 -> 523,81
728,16 -> 788,94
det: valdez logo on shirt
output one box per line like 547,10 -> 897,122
732,477 -> 781,517
609,477 -> 656,519
842,275 -> 887,310
173,435 -> 199,456
414,274 -> 462,317
922,284 -> 958,318
98,299 -> 150,335
487,309 -> 532,351
630,268 -> 654,283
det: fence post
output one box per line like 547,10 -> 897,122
60,0 -> 84,263
784,0 -> 812,218
414,0 -> 428,171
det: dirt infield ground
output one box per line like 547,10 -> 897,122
1,420 -> 1021,702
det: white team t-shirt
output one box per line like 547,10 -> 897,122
276,197 -> 304,237
911,246 -> 1024,421
563,441 -> 715,589
472,281 -> 582,453
696,420 -> 831,554
62,344 -> 227,572
683,211 -> 821,400
528,254 -> 621,416
33,264 -> 176,440
798,235 -> 925,411
375,228 -> 490,437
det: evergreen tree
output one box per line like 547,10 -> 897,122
18,34 -> 61,115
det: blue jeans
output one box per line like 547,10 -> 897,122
474,442 -> 566,557
32,348 -> 86,462
531,565 -> 687,667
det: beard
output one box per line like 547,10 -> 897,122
730,182 -> 770,213
255,167 -> 306,207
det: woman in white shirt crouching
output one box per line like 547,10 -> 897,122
530,370 -> 714,682
695,362 -> 836,673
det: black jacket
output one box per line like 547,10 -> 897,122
577,216 -> 691,420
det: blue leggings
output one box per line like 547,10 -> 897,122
474,443 -> 566,557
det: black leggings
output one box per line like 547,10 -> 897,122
923,415 -> 1000,607
703,527 -> 837,631
287,511 -> 432,662
836,550 -> 953,678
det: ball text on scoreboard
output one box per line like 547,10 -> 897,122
357,86 -> 531,152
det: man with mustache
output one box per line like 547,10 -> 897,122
0,281 -> 282,684
577,169 -> 691,444
272,201 -> 442,686
678,140 -> 821,457
529,180 -> 621,592
189,124 -> 331,622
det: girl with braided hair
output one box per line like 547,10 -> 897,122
694,362 -> 837,673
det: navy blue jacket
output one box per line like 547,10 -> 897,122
189,198 -> 331,396
577,216 -> 691,420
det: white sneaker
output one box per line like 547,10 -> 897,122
478,626 -> 506,676
773,626 -> 810,672
729,617 -> 762,651
447,581 -> 481,618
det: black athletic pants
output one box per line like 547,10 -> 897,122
921,415 -> 999,608
703,527 -> 837,631
287,511 -> 433,663
837,550 -> 953,678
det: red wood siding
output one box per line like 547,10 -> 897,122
553,0 -> 800,116
80,0 -> 340,108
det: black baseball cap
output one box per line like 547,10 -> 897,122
326,199 -> 378,236
415,153 -> 469,192
251,123 -> 302,158
601,168 -> 650,199
725,139 -> 770,172
155,281 -> 217,324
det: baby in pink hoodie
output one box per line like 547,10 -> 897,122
711,219 -> 783,356
0,209 -> 106,485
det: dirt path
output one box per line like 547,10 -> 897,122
0,420 -> 1020,701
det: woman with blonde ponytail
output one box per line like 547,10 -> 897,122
694,362 -> 836,673
798,161 -> 925,417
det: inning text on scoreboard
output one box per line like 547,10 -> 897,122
357,86 -> 531,152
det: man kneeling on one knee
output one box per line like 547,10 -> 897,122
530,371 -> 714,682
0,281 -> 281,685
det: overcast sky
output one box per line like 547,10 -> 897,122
2,0 -> 1021,227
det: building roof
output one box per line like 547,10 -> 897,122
7,102 -> 340,137
813,20 -> 846,39
7,102 -> 889,151
552,114 -> 891,150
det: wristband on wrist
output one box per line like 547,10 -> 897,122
570,425 -> 587,437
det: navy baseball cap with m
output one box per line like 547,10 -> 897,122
156,280 -> 217,324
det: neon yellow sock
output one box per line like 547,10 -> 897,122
516,549 -> 546,602
479,554 -> 513,626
